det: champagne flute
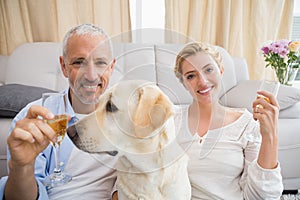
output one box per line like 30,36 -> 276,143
246,79 -> 280,141
246,70 -> 280,141
42,92 -> 72,187
256,79 -> 280,109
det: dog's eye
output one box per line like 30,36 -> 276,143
106,100 -> 118,112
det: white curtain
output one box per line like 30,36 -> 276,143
0,0 -> 132,55
165,0 -> 294,80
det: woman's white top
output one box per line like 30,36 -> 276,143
174,105 -> 283,200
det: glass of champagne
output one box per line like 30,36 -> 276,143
42,92 -> 72,187
256,79 -> 280,108
246,78 -> 280,141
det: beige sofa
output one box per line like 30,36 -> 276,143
1,42 -> 300,192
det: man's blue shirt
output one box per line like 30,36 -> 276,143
0,89 -> 77,199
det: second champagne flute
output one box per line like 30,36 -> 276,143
256,79 -> 280,109
42,92 -> 72,187
246,78 -> 280,141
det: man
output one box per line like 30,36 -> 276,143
0,24 -> 118,199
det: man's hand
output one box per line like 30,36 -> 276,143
5,105 -> 58,200
7,105 -> 57,167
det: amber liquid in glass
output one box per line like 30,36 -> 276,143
47,114 -> 68,146
256,95 -> 271,109
257,94 -> 270,103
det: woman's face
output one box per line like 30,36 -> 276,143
181,52 -> 223,105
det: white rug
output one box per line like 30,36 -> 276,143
281,194 -> 300,200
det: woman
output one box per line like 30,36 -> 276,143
174,42 -> 283,199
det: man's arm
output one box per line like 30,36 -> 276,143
4,105 -> 56,200
5,161 -> 38,200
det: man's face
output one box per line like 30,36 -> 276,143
62,34 -> 114,105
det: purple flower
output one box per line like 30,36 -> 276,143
261,39 -> 300,85
269,43 -> 279,54
278,48 -> 288,58
278,39 -> 289,48
261,46 -> 270,54
269,40 -> 289,55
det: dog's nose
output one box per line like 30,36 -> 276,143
67,125 -> 79,142
106,151 -> 118,156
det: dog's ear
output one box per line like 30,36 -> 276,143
133,85 -> 173,138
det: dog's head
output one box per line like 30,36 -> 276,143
67,80 -> 175,155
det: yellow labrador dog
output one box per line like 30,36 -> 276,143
67,80 -> 191,200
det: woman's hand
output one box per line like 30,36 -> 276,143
252,90 -> 279,139
252,90 -> 279,169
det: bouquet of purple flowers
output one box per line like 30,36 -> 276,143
261,39 -> 300,85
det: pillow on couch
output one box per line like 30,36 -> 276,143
0,84 -> 56,118
220,80 -> 300,112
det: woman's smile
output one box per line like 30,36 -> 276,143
197,86 -> 213,95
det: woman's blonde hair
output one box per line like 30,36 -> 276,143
174,42 -> 224,82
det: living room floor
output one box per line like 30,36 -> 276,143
281,194 -> 300,200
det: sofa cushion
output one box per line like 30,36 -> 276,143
220,80 -> 300,116
0,84 -> 56,117
0,55 -> 8,85
5,42 -> 68,91
215,46 -> 237,97
155,44 -> 192,104
279,102 -> 300,119
110,43 -> 157,87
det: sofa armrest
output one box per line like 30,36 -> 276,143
0,55 -> 8,84
278,118 -> 300,190
232,57 -> 249,82
0,118 -> 11,177
220,80 -> 300,117
279,102 -> 300,119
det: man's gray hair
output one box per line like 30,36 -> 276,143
62,23 -> 113,59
